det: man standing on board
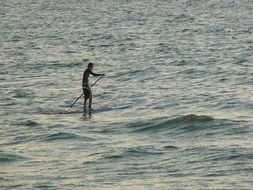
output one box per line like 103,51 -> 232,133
82,62 -> 104,112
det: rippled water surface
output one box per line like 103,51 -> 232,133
1,0 -> 253,189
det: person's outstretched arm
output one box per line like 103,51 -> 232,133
89,70 -> 104,77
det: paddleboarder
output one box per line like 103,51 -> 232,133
82,62 -> 104,112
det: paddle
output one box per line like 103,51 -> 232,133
70,74 -> 104,107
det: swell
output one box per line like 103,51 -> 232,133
40,132 -> 94,142
104,146 -> 164,159
130,114 -> 228,134
182,146 -> 253,169
0,152 -> 27,163
2,132 -> 94,146
84,145 -> 178,165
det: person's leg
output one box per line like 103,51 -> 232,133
83,97 -> 87,112
83,86 -> 88,112
88,91 -> 93,110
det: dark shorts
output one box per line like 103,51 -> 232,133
83,84 -> 91,99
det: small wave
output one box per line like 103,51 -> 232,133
22,120 -> 39,127
65,50 -> 77,54
103,146 -> 164,161
40,132 -> 94,142
13,89 -> 35,98
132,114 -> 216,133
0,152 -> 27,163
2,132 -> 94,146
48,124 -> 65,128
7,135 -> 35,145
234,59 -> 248,65
184,147 -> 253,164
123,147 -> 164,156
176,114 -> 214,123
227,153 -> 253,161
174,14 -> 195,22
163,145 -> 179,150
15,119 -> 40,127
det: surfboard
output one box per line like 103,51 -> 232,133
61,104 -> 131,115
91,104 -> 131,113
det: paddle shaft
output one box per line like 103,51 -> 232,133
70,75 -> 104,107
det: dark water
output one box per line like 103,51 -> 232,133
1,0 -> 253,189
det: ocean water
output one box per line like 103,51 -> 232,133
1,0 -> 253,189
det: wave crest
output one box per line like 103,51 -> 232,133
0,152 -> 27,163
132,114 -> 216,133
41,132 -> 94,142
